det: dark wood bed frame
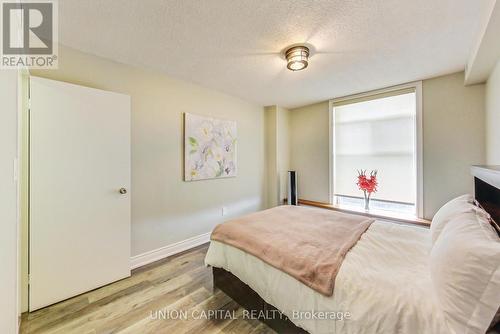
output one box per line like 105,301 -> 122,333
474,176 -> 500,235
213,166 -> 500,333
213,267 -> 307,333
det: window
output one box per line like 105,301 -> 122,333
330,84 -> 422,218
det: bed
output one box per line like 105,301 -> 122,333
205,166 -> 500,334
207,221 -> 446,333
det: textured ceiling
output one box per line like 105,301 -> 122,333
58,0 -> 494,108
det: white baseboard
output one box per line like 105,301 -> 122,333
130,232 -> 211,270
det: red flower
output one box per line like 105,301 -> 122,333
357,170 -> 378,194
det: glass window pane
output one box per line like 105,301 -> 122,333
333,92 -> 416,214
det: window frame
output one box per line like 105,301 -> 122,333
328,81 -> 423,218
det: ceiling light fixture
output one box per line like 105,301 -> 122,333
285,45 -> 310,71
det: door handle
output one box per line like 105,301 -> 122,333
119,188 -> 127,195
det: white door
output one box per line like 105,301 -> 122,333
29,77 -> 131,311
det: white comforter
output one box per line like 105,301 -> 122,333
205,221 -> 450,334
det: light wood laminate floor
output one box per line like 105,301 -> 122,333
20,244 -> 276,334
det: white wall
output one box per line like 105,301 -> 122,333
19,71 -> 29,313
290,101 -> 331,203
422,72 -> 485,218
32,46 -> 266,257
486,59 -> 500,164
264,105 -> 290,207
264,106 -> 278,207
276,106 -> 291,203
0,70 -> 19,334
290,72 -> 485,219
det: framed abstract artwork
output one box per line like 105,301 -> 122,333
184,113 -> 237,181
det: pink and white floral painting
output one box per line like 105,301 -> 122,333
184,113 -> 237,181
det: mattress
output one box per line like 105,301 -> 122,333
205,221 -> 450,334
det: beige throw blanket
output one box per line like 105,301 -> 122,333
211,205 -> 374,296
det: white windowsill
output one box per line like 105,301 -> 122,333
293,199 -> 430,227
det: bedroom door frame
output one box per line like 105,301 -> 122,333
328,81 -> 424,219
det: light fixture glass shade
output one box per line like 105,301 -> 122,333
286,46 -> 309,71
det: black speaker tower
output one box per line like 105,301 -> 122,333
288,171 -> 298,205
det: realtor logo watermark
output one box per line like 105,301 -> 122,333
1,0 -> 58,68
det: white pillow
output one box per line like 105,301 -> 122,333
430,211 -> 500,334
431,194 -> 476,246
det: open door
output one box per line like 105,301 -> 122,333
29,77 -> 131,311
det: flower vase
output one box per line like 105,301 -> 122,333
364,194 -> 370,211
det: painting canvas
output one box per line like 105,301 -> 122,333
184,113 -> 237,181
